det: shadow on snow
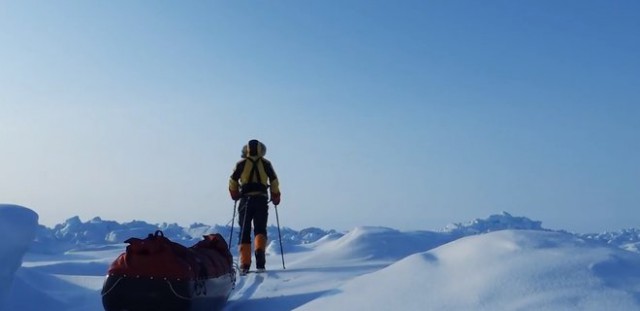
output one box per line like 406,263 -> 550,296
223,290 -> 337,311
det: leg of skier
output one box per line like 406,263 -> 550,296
253,196 -> 269,272
238,197 -> 252,275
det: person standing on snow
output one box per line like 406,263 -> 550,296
229,139 -> 281,274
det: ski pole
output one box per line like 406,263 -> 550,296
274,204 -> 286,269
228,200 -> 237,250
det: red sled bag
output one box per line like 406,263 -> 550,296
102,231 -> 235,311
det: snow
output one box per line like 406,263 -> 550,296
0,204 -> 38,308
2,207 -> 640,310
298,230 -> 640,311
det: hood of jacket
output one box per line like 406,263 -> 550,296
246,139 -> 266,159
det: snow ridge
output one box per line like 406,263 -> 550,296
32,217 -> 340,254
441,211 -> 545,235
31,212 -> 640,255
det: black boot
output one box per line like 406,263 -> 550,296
255,249 -> 266,271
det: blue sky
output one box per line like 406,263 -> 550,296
1,1 -> 638,233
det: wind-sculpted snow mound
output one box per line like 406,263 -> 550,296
298,230 -> 640,310
295,226 -> 452,264
294,213 -> 551,265
0,204 -> 38,307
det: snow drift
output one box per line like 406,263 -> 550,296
297,230 -> 640,311
0,204 -> 38,308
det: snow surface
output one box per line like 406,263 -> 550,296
2,209 -> 640,310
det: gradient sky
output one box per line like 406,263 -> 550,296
1,1 -> 639,233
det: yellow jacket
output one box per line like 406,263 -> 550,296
229,140 -> 280,197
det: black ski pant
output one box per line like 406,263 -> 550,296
238,195 -> 268,244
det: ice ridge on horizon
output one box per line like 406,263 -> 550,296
29,213 -> 640,254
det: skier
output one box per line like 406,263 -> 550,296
229,139 -> 281,274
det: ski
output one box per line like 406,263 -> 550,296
239,269 -> 267,276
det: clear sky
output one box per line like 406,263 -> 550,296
1,1 -> 638,233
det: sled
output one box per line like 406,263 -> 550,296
101,231 -> 235,311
